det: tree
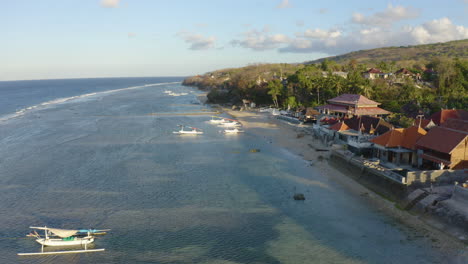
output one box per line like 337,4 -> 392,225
267,79 -> 284,108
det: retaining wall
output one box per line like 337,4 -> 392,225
330,151 -> 407,201
406,169 -> 468,188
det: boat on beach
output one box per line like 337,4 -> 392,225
173,125 -> 204,134
18,226 -> 109,256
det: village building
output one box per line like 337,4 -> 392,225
370,126 -> 427,168
319,115 -> 393,155
316,94 -> 391,117
413,118 -> 437,130
415,119 -> 468,170
430,109 -> 468,125
362,68 -> 390,79
302,107 -> 320,123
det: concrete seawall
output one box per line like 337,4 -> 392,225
329,150 -> 407,201
330,150 -> 468,241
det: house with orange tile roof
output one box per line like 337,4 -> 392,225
316,94 -> 391,117
415,119 -> 468,170
371,126 -> 427,167
430,109 -> 468,125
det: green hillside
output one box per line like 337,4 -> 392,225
305,39 -> 468,66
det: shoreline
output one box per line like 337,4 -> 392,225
223,109 -> 466,255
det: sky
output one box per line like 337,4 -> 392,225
1,0 -> 468,81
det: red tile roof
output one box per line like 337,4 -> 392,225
365,68 -> 383,74
371,126 -> 427,150
401,126 -> 428,149
328,94 -> 381,106
416,126 -> 468,154
371,128 -> 404,147
344,116 -> 393,135
395,68 -> 413,75
441,118 -> 468,132
330,121 -> 350,131
354,107 -> 391,116
430,109 -> 468,125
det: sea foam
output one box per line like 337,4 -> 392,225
0,81 -> 180,123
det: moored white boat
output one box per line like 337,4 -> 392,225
36,236 -> 94,246
218,121 -> 241,127
223,128 -> 244,133
18,226 -> 109,256
209,116 -> 227,124
173,125 -> 203,134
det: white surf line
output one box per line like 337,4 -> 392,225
0,81 -> 181,123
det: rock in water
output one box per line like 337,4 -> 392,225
293,193 -> 305,200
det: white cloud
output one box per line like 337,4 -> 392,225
302,28 -> 342,39
277,0 -> 291,9
280,17 -> 468,54
352,4 -> 419,26
406,17 -> 468,44
231,29 -> 290,51
177,31 -> 216,50
101,0 -> 120,8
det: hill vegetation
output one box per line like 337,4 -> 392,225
305,39 -> 468,67
183,40 -> 468,126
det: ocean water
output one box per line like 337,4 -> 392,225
0,78 -> 466,263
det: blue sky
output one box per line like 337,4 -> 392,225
2,0 -> 467,80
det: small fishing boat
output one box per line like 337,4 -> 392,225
209,116 -> 227,124
223,128 -> 244,133
218,121 -> 241,127
18,226 -> 109,256
173,125 -> 203,135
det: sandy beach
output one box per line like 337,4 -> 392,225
225,109 -> 467,254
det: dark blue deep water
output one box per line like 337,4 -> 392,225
0,78 -> 466,263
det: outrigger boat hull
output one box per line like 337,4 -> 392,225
36,237 -> 94,247
173,131 -> 203,134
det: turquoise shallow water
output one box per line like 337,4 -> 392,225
0,81 -> 466,263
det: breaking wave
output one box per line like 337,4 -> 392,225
0,81 -> 180,123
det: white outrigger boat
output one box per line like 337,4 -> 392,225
173,125 -> 203,135
223,128 -> 244,133
18,226 -> 109,256
218,119 -> 242,127
209,116 -> 227,124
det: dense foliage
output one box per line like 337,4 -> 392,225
183,43 -> 468,126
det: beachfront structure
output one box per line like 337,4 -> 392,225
371,126 -> 427,168
317,116 -> 393,155
415,119 -> 468,170
316,94 -> 391,117
303,107 -> 320,122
